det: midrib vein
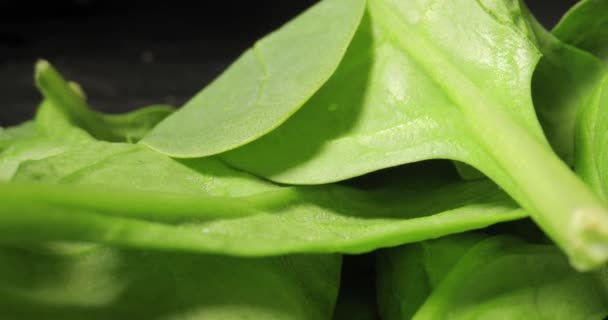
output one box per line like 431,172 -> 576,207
367,0 -> 560,212
368,0 -> 523,187
369,0 -> 517,130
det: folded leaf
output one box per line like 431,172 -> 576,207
35,61 -> 174,143
1,140 -> 525,256
576,76 -> 608,200
218,0 -> 608,270
0,244 -> 340,320
141,0 -> 366,156
377,234 -> 608,320
553,0 -> 608,64
521,2 -> 608,164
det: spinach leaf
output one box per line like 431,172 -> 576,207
216,0 -> 543,184
0,121 -> 38,152
0,244 -> 340,319
376,233 -> 485,320
520,1 -> 608,164
141,0 -> 366,156
217,0 -> 608,270
576,75 -> 608,200
551,0 -> 608,200
0,113 -> 92,182
453,162 -> 486,181
443,0 -> 604,173
35,61 -> 174,143
377,234 -> 608,320
1,140 -> 525,256
553,0 -> 608,64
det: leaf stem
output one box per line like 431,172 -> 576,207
0,182 -> 274,222
372,0 -> 608,270
472,105 -> 608,271
34,60 -> 110,140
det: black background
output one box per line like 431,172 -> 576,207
0,0 -> 578,126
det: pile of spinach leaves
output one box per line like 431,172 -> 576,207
1,0 -> 608,318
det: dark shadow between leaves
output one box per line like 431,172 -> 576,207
333,253 -> 380,320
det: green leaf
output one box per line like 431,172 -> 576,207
222,0 -> 543,184
140,0 -> 366,156
218,0 -> 608,270
553,0 -> 608,64
453,162 -> 485,180
551,1 -> 608,198
520,1 -> 608,164
0,121 -> 38,152
576,75 -> 608,200
1,140 -> 525,256
0,244 -> 340,319
34,61 -> 174,143
378,234 -> 608,320
0,113 -> 91,182
376,233 -> 485,320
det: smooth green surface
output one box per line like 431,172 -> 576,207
378,234 -> 608,320
376,233 -> 485,320
553,0 -> 608,64
0,121 -> 37,152
2,140 -> 525,256
453,162 -> 485,180
576,76 -> 608,200
24,0 -> 607,270
223,0 -> 544,184
0,115 -> 91,182
375,221 -> 549,320
0,244 -> 340,320
2,1 -> 608,317
35,60 -> 174,143
141,0 -> 366,156
219,0 -> 608,270
522,2 -> 608,164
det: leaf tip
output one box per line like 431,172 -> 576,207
34,59 -> 53,88
35,59 -> 50,76
68,81 -> 87,100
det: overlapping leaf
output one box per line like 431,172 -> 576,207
553,0 -> 608,64
2,137 -> 525,256
141,0 -> 366,156
222,0 -> 607,269
35,61 -> 174,143
0,244 -> 340,320
576,76 -> 608,200
521,2 -> 608,164
2,1 -> 608,318
377,234 -> 608,320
